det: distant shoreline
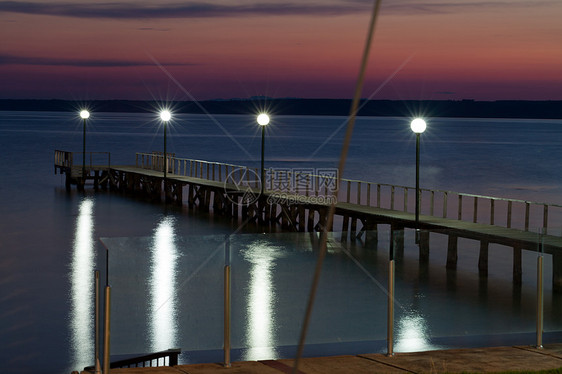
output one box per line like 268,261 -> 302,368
1,98 -> 561,119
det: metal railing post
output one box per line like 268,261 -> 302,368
95,270 -> 101,374
387,258 -> 395,356
224,235 -> 231,367
103,285 -> 111,374
537,231 -> 544,349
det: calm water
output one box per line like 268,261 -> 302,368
1,111 -> 562,374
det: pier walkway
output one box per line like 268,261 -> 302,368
81,344 -> 562,373
55,151 -> 562,289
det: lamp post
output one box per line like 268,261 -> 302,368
410,118 -> 426,238
80,110 -> 90,183
160,110 -> 171,181
257,113 -> 270,195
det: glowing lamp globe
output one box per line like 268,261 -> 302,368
410,118 -> 426,134
160,110 -> 171,122
80,110 -> 90,119
257,113 -> 270,126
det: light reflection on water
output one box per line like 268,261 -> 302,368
149,216 -> 179,352
241,239 -> 286,361
69,197 -> 95,369
395,313 -> 439,352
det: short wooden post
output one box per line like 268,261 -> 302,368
458,195 -> 463,220
525,202 -> 530,231
473,197 -> 478,223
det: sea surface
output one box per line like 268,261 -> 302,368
1,111 -> 562,374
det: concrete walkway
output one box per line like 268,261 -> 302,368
89,344 -> 562,373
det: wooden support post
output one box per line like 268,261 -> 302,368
298,205 -> 305,232
94,170 -> 100,191
446,235 -> 458,269
341,215 -> 350,242
513,245 -> 522,285
264,200 -> 271,223
391,225 -> 404,260
479,240 -> 489,276
204,189 -> 212,211
233,196 -> 239,219
307,209 -> 315,232
350,217 -> 357,240
281,205 -> 288,229
419,230 -> 430,262
269,203 -> 277,223
188,185 -> 194,207
365,221 -> 378,247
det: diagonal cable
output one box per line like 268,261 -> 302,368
292,1 -> 383,372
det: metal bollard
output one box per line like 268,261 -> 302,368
224,235 -> 231,367
95,271 -> 101,374
103,286 -> 111,374
536,253 -> 544,349
387,259 -> 395,356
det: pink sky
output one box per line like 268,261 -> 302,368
1,0 -> 561,100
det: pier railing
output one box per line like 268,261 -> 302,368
337,179 -> 562,234
54,150 -> 111,169
134,153 -> 562,233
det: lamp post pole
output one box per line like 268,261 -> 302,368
159,110 -> 172,202
160,110 -> 171,184
257,113 -> 270,196
415,132 -> 420,225
410,118 -> 426,240
80,110 -> 90,185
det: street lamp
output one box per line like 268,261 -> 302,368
160,110 -> 171,181
80,110 -> 90,183
257,113 -> 270,195
411,118 -> 426,236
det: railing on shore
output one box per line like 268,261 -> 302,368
135,152 -> 562,233
84,348 -> 180,371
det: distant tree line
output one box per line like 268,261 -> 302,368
1,98 -> 561,119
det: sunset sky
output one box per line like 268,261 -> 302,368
1,0 -> 561,101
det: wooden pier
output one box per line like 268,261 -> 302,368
54,150 -> 112,191
55,151 -> 562,290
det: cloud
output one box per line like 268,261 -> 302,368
0,0 -> 556,20
0,1 -> 369,19
378,0 -> 558,15
137,27 -> 171,32
0,53 -> 197,67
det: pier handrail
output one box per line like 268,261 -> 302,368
134,153 -> 562,233
54,150 -> 111,169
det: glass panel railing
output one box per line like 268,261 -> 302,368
91,224 -> 562,369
